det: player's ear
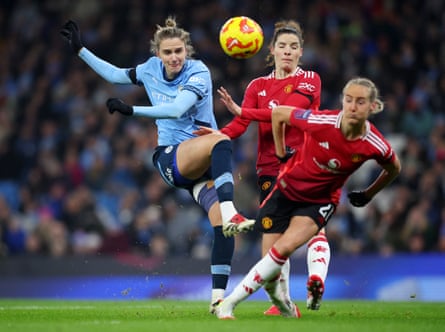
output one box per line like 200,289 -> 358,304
369,101 -> 377,114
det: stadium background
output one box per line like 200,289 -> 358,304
0,0 -> 444,301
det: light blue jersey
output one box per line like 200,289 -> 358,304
135,57 -> 217,146
78,48 -> 217,146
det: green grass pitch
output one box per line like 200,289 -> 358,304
1,299 -> 444,332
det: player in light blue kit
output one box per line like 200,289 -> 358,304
61,17 -> 255,312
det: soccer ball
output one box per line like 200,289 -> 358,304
219,16 -> 264,59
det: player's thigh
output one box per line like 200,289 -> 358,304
262,233 -> 281,256
275,216 -> 319,256
176,133 -> 228,179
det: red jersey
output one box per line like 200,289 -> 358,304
220,67 -> 321,177
278,109 -> 396,205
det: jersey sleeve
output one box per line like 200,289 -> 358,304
288,108 -> 313,129
79,48 -> 133,84
309,72 -> 321,109
240,107 -> 271,121
370,126 -> 397,165
220,116 -> 251,138
182,62 -> 211,99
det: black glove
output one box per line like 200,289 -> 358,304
347,191 -> 371,207
276,146 -> 295,163
106,98 -> 134,116
60,20 -> 83,54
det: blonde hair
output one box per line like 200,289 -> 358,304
150,16 -> 195,57
343,77 -> 384,114
266,19 -> 304,67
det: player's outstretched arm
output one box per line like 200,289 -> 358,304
107,90 -> 199,119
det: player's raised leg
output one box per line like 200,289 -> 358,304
177,134 -> 255,236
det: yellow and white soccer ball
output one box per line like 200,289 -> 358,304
219,16 -> 264,59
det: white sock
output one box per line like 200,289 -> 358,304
279,258 -> 291,301
212,288 -> 225,303
264,277 -> 281,303
225,247 -> 286,306
306,233 -> 330,281
220,201 -> 238,223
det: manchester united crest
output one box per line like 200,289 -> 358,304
262,217 -> 273,230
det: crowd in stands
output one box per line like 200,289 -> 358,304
1,0 -> 444,260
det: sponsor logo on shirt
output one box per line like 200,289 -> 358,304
189,76 -> 206,85
313,157 -> 345,174
297,82 -> 316,92
269,100 -> 279,109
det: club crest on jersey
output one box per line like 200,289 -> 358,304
351,154 -> 363,162
284,84 -> 293,94
261,216 -> 273,230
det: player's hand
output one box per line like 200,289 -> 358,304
276,146 -> 295,163
106,98 -> 134,116
347,191 -> 371,207
193,126 -> 219,136
217,87 -> 242,116
60,20 -> 83,54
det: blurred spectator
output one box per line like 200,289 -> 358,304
128,205 -> 168,257
25,207 -> 69,257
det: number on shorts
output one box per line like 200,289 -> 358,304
319,203 -> 335,221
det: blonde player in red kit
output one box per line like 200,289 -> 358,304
205,19 -> 330,315
215,77 -> 402,319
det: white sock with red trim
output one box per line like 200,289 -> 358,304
306,232 -> 330,281
225,247 -> 287,306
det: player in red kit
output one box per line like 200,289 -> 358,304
214,77 -> 401,319
207,20 -> 330,314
